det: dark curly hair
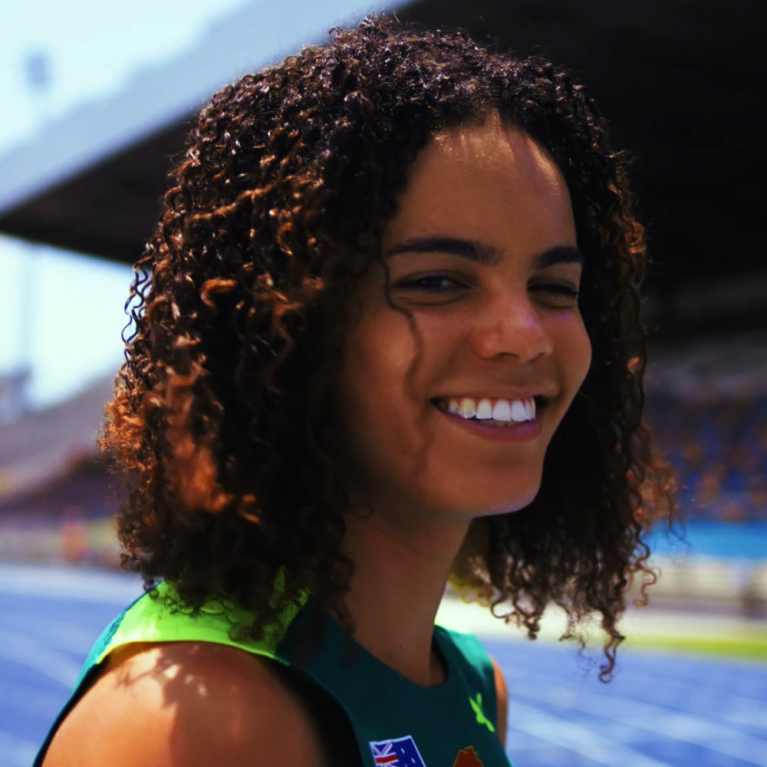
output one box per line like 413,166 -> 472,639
101,15 -> 678,682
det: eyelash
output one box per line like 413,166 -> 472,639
399,276 -> 462,293
532,283 -> 580,299
398,275 -> 580,299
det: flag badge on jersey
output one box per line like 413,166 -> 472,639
453,746 -> 484,767
369,735 -> 427,766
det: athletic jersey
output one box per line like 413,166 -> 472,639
33,581 -> 513,767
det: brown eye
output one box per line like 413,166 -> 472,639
398,275 -> 464,293
533,284 -> 579,299
529,282 -> 580,307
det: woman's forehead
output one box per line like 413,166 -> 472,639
426,113 -> 564,193
384,114 -> 575,253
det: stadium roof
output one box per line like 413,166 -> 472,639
0,0 -> 765,334
0,0 -> 408,258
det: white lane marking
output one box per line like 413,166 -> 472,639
503,661 -> 767,733
512,682 -> 767,765
0,563 -> 143,604
0,731 -> 39,767
0,611 -> 106,655
0,626 -> 81,688
0,679 -> 66,718
725,706 -> 767,731
507,700 -> 672,767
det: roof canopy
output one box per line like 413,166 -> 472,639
0,0 -> 764,335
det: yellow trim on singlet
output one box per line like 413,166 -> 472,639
96,580 -> 308,666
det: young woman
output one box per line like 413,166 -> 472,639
37,16 -> 676,767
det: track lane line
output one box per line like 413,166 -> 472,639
0,627 -> 80,689
0,731 -> 39,767
506,700 -> 673,767
0,611 -> 107,655
510,680 -> 767,765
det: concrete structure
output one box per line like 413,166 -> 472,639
0,376 -> 113,501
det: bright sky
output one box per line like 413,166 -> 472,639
0,0 -> 252,409
0,237 -> 136,406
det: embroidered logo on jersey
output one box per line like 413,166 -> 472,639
369,735 -> 427,766
468,692 -> 495,733
453,746 -> 484,767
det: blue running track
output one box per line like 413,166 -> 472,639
0,564 -> 765,767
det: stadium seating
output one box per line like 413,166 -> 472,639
647,395 -> 767,521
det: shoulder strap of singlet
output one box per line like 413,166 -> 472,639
32,580 -> 308,767
93,580 -> 306,663
435,624 -> 499,730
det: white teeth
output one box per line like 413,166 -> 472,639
475,398 -> 493,419
492,400 -> 512,422
510,400 -> 527,422
441,396 -> 538,423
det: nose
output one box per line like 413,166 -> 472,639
469,294 -> 553,363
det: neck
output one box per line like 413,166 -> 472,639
339,507 -> 470,688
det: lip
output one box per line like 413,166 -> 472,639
430,400 -> 544,443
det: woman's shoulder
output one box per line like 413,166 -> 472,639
42,640 -> 328,767
435,625 -> 507,741
435,624 -> 496,683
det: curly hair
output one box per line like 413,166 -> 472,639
101,15 -> 678,682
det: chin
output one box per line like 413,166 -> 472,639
423,465 -> 542,519
436,483 -> 541,519
488,493 -> 538,516
491,479 -> 543,515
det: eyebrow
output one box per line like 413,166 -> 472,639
533,244 -> 585,269
385,236 -> 499,265
384,236 -> 585,269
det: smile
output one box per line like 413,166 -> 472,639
430,396 -> 547,443
433,396 -> 538,423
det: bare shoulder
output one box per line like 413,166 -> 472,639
43,641 -> 328,767
490,656 -> 508,747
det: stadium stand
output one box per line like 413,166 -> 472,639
646,331 -> 767,522
0,455 -> 122,566
0,375 -> 112,500
648,395 -> 767,522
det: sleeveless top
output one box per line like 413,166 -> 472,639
33,581 -> 513,767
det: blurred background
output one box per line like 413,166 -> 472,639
0,1 -> 765,766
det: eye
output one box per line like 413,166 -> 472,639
533,283 -> 579,298
396,274 -> 465,294
529,282 -> 580,303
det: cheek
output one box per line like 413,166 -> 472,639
343,309 -> 420,407
555,313 -> 592,396
335,311 -> 423,477
573,319 -> 593,384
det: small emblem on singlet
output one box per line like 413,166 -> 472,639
469,692 -> 495,733
369,735 -> 427,766
453,746 -> 484,767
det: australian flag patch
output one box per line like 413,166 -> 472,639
369,735 -> 427,766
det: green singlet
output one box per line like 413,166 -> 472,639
33,581 -> 513,767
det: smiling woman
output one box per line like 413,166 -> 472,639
36,15 -> 677,767
335,119 -> 592,528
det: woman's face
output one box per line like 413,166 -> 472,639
334,114 -> 591,527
